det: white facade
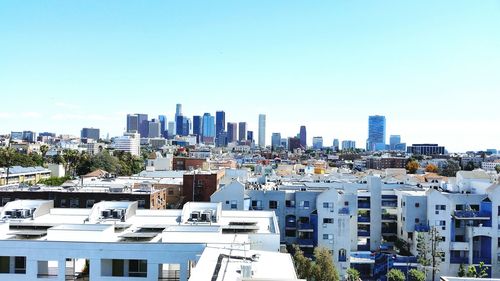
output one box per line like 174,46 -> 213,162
0,200 -> 282,281
113,133 -> 140,156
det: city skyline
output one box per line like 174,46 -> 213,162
0,1 -> 499,152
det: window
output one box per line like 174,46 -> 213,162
338,249 -> 347,262
470,204 -> 479,211
70,199 -> 79,208
415,218 -> 420,223
438,220 -> 446,226
415,203 -> 420,208
285,230 -> 296,237
323,218 -> 333,224
225,201 -> 229,204
167,188 -> 174,195
299,217 -> 309,224
323,234 -> 333,240
60,199 -> 67,208
300,201 -> 310,210
0,257 -> 9,273
408,232 -> 413,240
285,200 -> 295,208
138,200 -> 146,209
251,200 -> 262,210
86,200 -> 95,208
456,204 -> 465,211
435,205 -> 446,211
323,202 -> 333,209
344,201 -> 349,206
15,257 -> 26,274
129,260 -> 147,277
269,200 -> 278,209
230,200 -> 237,209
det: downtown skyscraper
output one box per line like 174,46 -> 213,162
299,126 -> 307,148
367,115 -> 386,151
258,114 -> 266,147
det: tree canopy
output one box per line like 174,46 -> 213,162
387,269 -> 405,281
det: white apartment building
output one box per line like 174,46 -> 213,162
113,132 -> 140,156
0,200 -> 283,281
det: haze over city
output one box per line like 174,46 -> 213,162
1,1 -> 499,151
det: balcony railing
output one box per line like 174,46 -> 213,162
415,224 -> 430,232
454,210 -> 491,219
382,214 -> 397,221
358,216 -> 370,223
381,201 -> 397,208
358,230 -> 370,237
297,238 -> 315,246
298,222 -> 314,230
358,202 -> 370,208
473,257 -> 491,265
285,222 -> 297,228
450,257 -> 468,264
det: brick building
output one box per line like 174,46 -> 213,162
182,170 -> 224,203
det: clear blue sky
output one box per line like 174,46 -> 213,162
1,1 -> 499,152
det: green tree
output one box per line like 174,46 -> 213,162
387,269 -> 405,281
347,268 -> 360,281
464,161 -> 475,171
477,262 -> 489,278
466,265 -> 477,278
495,165 -> 500,174
408,269 -> 425,281
416,227 -> 443,281
292,245 -> 312,280
311,247 -> 339,281
406,160 -> 419,174
40,145 -> 49,158
458,263 -> 466,277
440,160 -> 460,177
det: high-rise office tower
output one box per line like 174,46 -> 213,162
258,114 -> 266,147
136,114 -> 149,138
215,111 -> 226,135
81,128 -> 100,141
158,115 -> 167,138
202,113 -> 215,143
312,136 -> 323,150
332,139 -> 340,151
174,104 -> 182,135
176,115 -> 184,136
299,126 -> 307,148
148,120 -> 161,138
193,115 -> 202,137
126,114 -> 139,133
238,122 -> 247,141
342,140 -> 356,150
389,135 -> 401,150
271,133 -> 281,149
367,115 -> 386,151
167,122 -> 175,138
227,122 -> 237,143
288,137 -> 301,152
247,131 -> 254,142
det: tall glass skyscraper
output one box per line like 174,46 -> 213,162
202,113 -> 215,138
258,114 -> 266,147
299,126 -> 307,148
367,115 -> 386,151
215,111 -> 225,135
158,115 -> 167,138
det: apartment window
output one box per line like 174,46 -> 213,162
86,200 -> 95,208
323,234 -> 333,240
456,204 -> 465,211
415,203 -> 420,208
69,199 -> 79,208
269,200 -> 278,209
251,200 -> 262,210
300,201 -> 310,210
299,217 -> 310,224
225,201 -> 229,204
285,230 -> 296,237
323,202 -> 333,209
338,249 -> 347,262
60,199 -> 67,208
344,201 -> 349,206
435,205 -> 446,211
230,200 -> 238,209
438,220 -> 446,226
129,260 -> 147,277
15,257 -> 26,274
415,218 -> 420,223
323,218 -> 333,224
402,201 -> 406,207
286,200 -> 295,208
138,200 -> 146,209
408,232 -> 413,240
470,204 -> 479,211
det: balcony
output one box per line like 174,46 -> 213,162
473,257 -> 491,265
358,230 -> 370,237
382,214 -> 397,221
450,242 -> 470,251
298,222 -> 314,232
358,202 -> 370,209
470,226 -> 493,237
450,257 -> 469,264
381,201 -> 397,208
285,222 -> 297,228
454,211 -> 491,220
415,224 -> 430,232
357,244 -> 370,251
382,228 -> 397,235
297,238 -> 315,246
358,216 -> 370,223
